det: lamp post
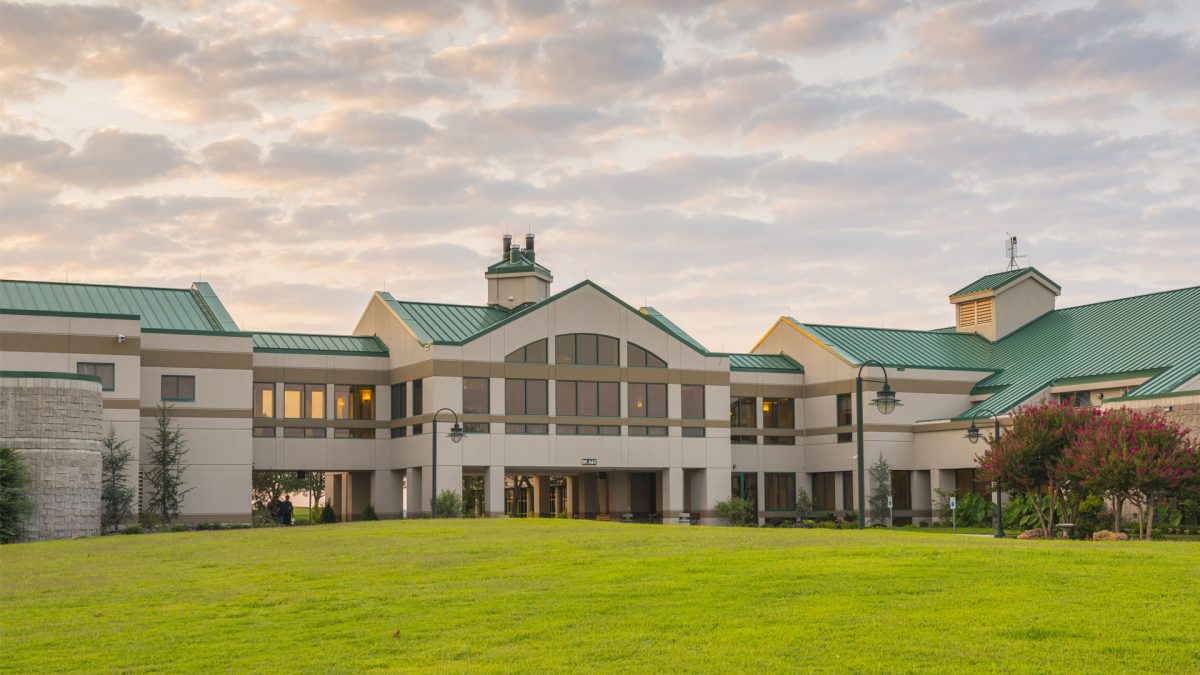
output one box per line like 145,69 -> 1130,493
965,408 -> 1004,538
430,408 -> 464,519
856,360 -> 901,530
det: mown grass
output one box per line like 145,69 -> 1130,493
3,520 -> 1198,673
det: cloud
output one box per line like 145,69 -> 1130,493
3,128 -> 191,188
753,0 -> 911,54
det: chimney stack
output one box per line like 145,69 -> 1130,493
502,234 -> 512,255
525,233 -> 535,252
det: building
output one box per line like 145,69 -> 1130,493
2,238 -> 1197,527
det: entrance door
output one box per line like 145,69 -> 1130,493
731,472 -> 758,513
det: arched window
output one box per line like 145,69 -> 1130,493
555,334 -> 619,366
505,338 -> 547,363
627,342 -> 666,368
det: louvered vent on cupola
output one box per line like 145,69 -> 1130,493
950,267 -> 1060,341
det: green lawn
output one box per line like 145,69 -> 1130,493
3,520 -> 1198,673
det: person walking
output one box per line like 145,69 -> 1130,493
281,496 -> 294,526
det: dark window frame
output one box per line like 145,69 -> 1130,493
505,379 -> 548,416
334,384 -> 375,420
765,473 -> 796,511
76,362 -> 115,391
628,382 -> 667,418
463,377 -> 490,415
627,342 -> 667,368
161,374 -> 195,402
836,393 -> 853,443
505,338 -> 548,364
555,333 -> 619,366
283,383 -> 326,420
254,382 -> 275,418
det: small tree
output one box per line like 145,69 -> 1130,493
715,496 -> 756,526
0,447 -> 33,543
143,404 -> 192,525
100,426 -> 135,533
868,455 -> 892,526
794,487 -> 813,521
434,489 -> 463,518
303,471 -> 326,520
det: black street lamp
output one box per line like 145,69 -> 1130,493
965,408 -> 1005,538
430,407 -> 464,519
856,360 -> 902,529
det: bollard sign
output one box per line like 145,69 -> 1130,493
887,495 -> 893,509
950,497 -> 957,510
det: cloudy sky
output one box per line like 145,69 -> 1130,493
1,0 -> 1197,351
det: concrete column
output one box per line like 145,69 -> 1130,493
565,475 -> 577,517
833,472 -> 845,517
608,471 -> 630,517
662,467 -> 684,524
755,471 -> 767,525
374,469 -> 405,519
485,466 -> 506,518
702,467 -> 731,526
931,469 -> 955,523
349,472 -> 373,520
912,470 -> 932,524
534,475 -> 552,516
407,467 -> 423,519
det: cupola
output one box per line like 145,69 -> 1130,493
485,233 -> 553,310
950,267 -> 1060,341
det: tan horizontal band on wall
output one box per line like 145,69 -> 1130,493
0,331 -> 141,356
913,419 -> 1009,433
252,366 -> 389,385
730,428 -> 800,437
141,349 -> 253,370
102,398 -> 141,409
390,414 -> 731,429
253,418 -> 390,429
730,383 -> 805,398
803,424 -> 912,437
802,378 -> 976,398
392,360 -> 731,387
140,407 -> 252,419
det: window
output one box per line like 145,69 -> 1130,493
555,334 -> 619,366
732,435 -> 757,444
955,468 -> 991,498
766,473 -> 796,511
730,396 -> 757,428
463,378 -> 490,414
556,381 -> 619,417
763,435 -> 796,445
76,362 -> 115,391
252,427 -> 276,438
335,385 -> 374,420
812,472 -> 836,511
627,342 -> 666,368
505,379 -> 548,415
391,426 -> 408,438
731,472 -> 757,512
254,382 -> 275,418
161,375 -> 195,402
505,423 -> 548,435
682,426 -> 706,438
464,422 -> 489,434
762,398 -> 794,429
843,472 -> 855,511
629,426 -> 667,437
505,338 -> 548,364
557,424 -> 620,436
836,393 -> 853,443
412,379 -> 423,434
1060,391 -> 1091,407
283,427 -> 327,438
891,470 -> 912,510
681,385 -> 705,419
391,383 -> 407,419
628,383 -> 666,418
334,428 -> 375,439
284,384 -> 325,419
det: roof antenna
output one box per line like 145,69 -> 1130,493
1005,234 -> 1026,271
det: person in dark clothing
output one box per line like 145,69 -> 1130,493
268,497 -> 281,525
280,496 -> 294,525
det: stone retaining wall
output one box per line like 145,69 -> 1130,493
0,375 -> 103,542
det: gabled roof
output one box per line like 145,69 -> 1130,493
485,249 -> 552,277
0,279 -> 244,333
379,280 -> 718,358
252,332 -> 387,356
950,267 -> 1060,298
787,285 -> 1200,419
639,306 -> 709,353
729,353 -> 804,373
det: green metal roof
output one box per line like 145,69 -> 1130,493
791,285 -> 1200,419
379,293 -> 512,344
639,306 -> 709,353
485,249 -> 552,277
0,279 -> 241,332
729,353 -> 804,373
950,267 -> 1060,298
252,332 -> 388,356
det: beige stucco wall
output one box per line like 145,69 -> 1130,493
994,277 -> 1057,340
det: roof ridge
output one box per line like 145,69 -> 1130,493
793,319 -> 986,338
252,330 -> 381,339
991,284 -> 1200,345
1,278 -> 194,293
390,298 -> 509,311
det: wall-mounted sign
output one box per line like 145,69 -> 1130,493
581,458 -> 597,466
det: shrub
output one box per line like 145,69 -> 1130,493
715,497 -> 756,526
434,490 -> 463,518
361,504 -> 378,521
0,447 -> 32,544
936,490 -> 994,528
794,488 -> 813,521
194,522 -> 225,531
293,518 -> 310,526
170,523 -> 189,532
138,511 -> 160,531
122,525 -> 143,535
321,504 -> 337,524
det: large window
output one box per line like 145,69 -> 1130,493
955,468 -> 991,498
558,424 -> 620,436
730,396 -> 757,428
891,470 -> 912,510
334,428 -> 375,439
335,385 -> 374,420
391,383 -> 407,419
252,427 -> 275,438
505,379 -> 548,415
556,334 -> 619,366
76,362 -> 115,391
284,384 -> 325,419
812,472 -> 837,511
254,382 -> 275,418
843,472 -> 855,511
762,398 -> 794,428
505,338 -> 548,364
765,473 -> 796,511
681,385 -> 704,419
505,423 -> 548,435
627,342 -> 666,368
161,375 -> 195,402
628,382 -> 666,418
463,377 -> 490,434
284,427 -> 326,438
731,472 -> 758,513
836,393 -> 853,443
763,435 -> 796,445
629,426 -> 667,437
556,381 -> 619,417
412,379 -> 423,434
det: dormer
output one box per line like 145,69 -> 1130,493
950,267 -> 1060,341
485,234 -> 553,310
